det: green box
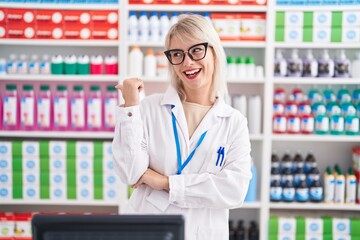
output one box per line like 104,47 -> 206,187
303,12 -> 313,27
268,235 -> 278,240
275,27 -> 285,42
351,218 -> 360,236
276,11 -> 285,27
295,235 -> 305,240
332,11 -> 343,28
331,27 -> 342,43
303,27 -> 313,42
322,217 -> 332,235
296,217 -> 305,234
269,216 -> 279,235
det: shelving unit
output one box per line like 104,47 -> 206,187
1,1 -> 360,240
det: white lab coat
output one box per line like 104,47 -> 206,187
112,85 -> 252,240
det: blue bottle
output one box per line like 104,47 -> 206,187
245,160 -> 257,202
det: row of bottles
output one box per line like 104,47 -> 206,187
270,151 -> 324,203
274,49 -> 360,78
1,83 -> 118,131
273,86 -> 360,135
227,56 -> 264,80
229,220 -> 259,240
0,54 -> 118,75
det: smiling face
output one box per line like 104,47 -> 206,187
169,36 -> 215,101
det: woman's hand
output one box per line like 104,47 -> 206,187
115,78 -> 144,107
132,168 -> 170,191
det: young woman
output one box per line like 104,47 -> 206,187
113,14 -> 252,240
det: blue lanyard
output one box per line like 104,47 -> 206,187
171,105 -> 207,175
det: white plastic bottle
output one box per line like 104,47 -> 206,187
274,49 -> 287,77
144,48 -> 157,78
248,95 -> 262,134
40,55 -> 51,75
334,50 -> 351,78
128,46 -> 144,77
17,54 -> 28,74
149,12 -> 160,43
170,12 -> 179,27
318,49 -> 334,78
159,12 -> 170,42
287,49 -> 302,77
351,51 -> 360,78
302,49 -> 318,77
28,54 -> 39,74
138,12 -> 149,42
128,12 -> 138,42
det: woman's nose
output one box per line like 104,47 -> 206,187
182,52 -> 194,66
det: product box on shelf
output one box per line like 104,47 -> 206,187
7,23 -> 35,39
0,213 -> 15,238
239,13 -> 266,41
6,9 -> 35,25
91,11 -> 118,26
342,27 -> 360,42
211,13 -> 241,41
35,10 -> 63,27
13,212 -> 32,239
92,26 -> 118,40
0,8 -> 6,24
63,11 -> 91,27
63,26 -> 91,40
36,26 -> 63,40
0,24 -> 5,38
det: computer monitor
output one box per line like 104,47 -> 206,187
31,214 -> 185,240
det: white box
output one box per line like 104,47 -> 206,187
313,11 -> 332,27
342,27 -> 360,42
104,186 -> 120,202
306,218 -> 323,235
0,218 -> 15,237
76,141 -> 94,157
23,156 -> 39,172
13,219 -> 32,238
77,186 -> 93,201
306,235 -> 322,240
0,142 -> 12,157
313,27 -> 331,42
23,185 -> 39,200
279,234 -> 295,240
333,235 -> 351,240
104,172 -> 120,187
22,141 -> 39,157
0,185 -> 12,200
23,171 -> 39,186
103,157 -> 115,172
333,218 -> 350,235
343,11 -> 360,27
76,157 -> 93,173
285,26 -> 303,42
50,186 -> 66,200
0,156 -> 12,172
50,156 -> 66,172
77,172 -> 93,188
49,141 -> 67,157
50,171 -> 66,187
285,11 -> 303,27
279,217 -> 296,234
103,142 -> 112,158
0,171 -> 12,186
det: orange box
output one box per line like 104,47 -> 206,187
0,24 -> 6,38
240,0 -> 267,5
7,22 -> 35,39
6,9 -> 35,25
36,10 -> 63,28
91,11 -> 118,26
36,26 -> 63,39
212,0 -> 227,4
0,8 -> 7,24
92,26 -> 118,40
63,10 -> 92,27
63,25 -> 91,40
239,13 -> 266,41
211,13 -> 241,41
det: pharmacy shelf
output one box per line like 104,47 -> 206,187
275,42 -> 360,49
271,134 -> 360,143
270,203 -> 360,211
275,5 -> 360,12
0,74 -> 119,82
0,131 -> 114,139
128,4 -> 267,12
228,78 -> 266,84
250,134 -> 264,141
0,3 -> 119,10
235,201 -> 262,209
0,200 -> 118,206
273,77 -> 360,85
0,39 -> 119,47
127,41 -> 267,48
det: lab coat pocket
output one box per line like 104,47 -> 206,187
197,226 -> 227,240
206,143 -> 230,175
146,189 -> 170,212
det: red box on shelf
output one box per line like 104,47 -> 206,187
91,11 -> 118,26
7,22 -> 35,39
128,0 -> 157,4
63,25 -> 91,40
6,9 -> 35,25
239,13 -> 266,41
240,0 -> 267,5
212,0 -> 228,5
211,13 -> 241,41
91,26 -> 118,40
36,26 -> 63,39
0,8 -> 7,24
63,10 -> 92,27
36,10 -> 63,28
0,24 -> 6,38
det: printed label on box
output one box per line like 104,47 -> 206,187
342,27 -> 360,42
306,218 -> 323,235
313,11 -> 332,27
23,185 -> 39,200
50,157 -> 66,172
285,11 -> 303,27
343,11 -> 360,27
50,186 -> 66,200
279,217 -> 296,234
0,157 -> 12,172
49,141 -> 67,156
332,218 -> 350,235
23,157 -> 39,172
285,27 -> 303,42
313,27 -> 331,42
22,141 -> 39,157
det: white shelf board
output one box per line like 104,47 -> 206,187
228,78 -> 266,84
275,5 -> 360,12
233,201 -> 262,209
0,131 -> 114,139
250,134 -> 264,141
128,41 -> 266,48
0,200 -> 118,206
270,202 -> 360,211
0,3 -> 119,10
128,4 -> 267,12
273,77 -> 360,85
0,74 -> 119,82
272,134 -> 360,142
0,39 -> 119,47
275,42 -> 360,49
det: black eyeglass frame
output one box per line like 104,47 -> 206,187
164,42 -> 210,65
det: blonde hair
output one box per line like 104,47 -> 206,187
164,14 -> 228,102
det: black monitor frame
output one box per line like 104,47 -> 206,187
31,214 -> 185,240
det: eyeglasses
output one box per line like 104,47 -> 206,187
164,42 -> 210,65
